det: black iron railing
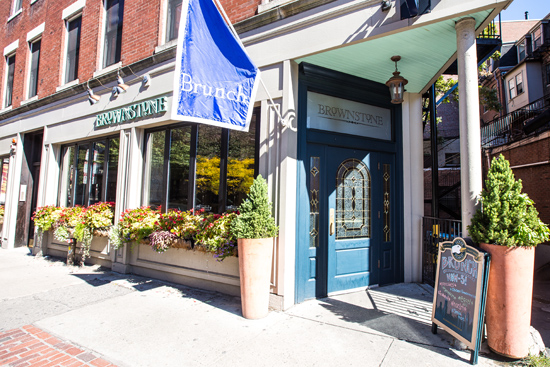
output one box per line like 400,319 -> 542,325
422,216 -> 462,287
478,18 -> 501,40
481,94 -> 550,148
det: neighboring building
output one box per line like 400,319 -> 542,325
481,13 -> 550,276
0,0 -> 511,309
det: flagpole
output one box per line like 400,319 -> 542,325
212,0 -> 288,129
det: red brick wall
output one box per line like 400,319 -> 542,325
0,0 -> 261,110
488,137 -> 550,227
221,0 -> 261,24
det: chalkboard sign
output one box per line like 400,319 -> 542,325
431,237 -> 490,365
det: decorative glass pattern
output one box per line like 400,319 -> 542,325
309,157 -> 320,248
336,159 -> 370,239
383,164 -> 391,242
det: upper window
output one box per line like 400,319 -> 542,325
28,39 -> 41,99
4,54 -> 16,108
515,72 -> 524,95
103,0 -> 124,68
166,0 -> 183,43
533,26 -> 543,50
59,137 -> 120,207
546,64 -> 550,86
12,0 -> 22,15
518,43 -> 525,61
508,77 -> 516,99
143,109 -> 259,213
65,16 -> 82,84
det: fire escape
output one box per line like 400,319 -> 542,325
421,17 -> 502,286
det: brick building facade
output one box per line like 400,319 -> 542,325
0,0 -> 512,307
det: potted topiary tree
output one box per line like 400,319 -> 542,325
468,154 -> 550,358
231,175 -> 278,319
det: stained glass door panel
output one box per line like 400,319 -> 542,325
327,148 -> 374,294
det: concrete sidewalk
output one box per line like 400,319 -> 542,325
0,247 -> 520,366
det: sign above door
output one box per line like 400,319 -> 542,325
306,92 -> 392,141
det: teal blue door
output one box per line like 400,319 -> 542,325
300,145 -> 397,299
327,147 -> 375,294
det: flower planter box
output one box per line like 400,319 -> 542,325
127,242 -> 240,296
44,230 -> 112,267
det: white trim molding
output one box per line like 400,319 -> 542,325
26,23 -> 45,42
62,0 -> 86,20
3,40 -> 19,57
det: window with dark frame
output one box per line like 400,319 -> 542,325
59,137 -> 119,207
518,43 -> 525,61
546,64 -> 550,86
4,54 -> 16,108
103,0 -> 124,68
144,108 -> 259,214
65,16 -> 82,84
166,0 -> 183,43
533,26 -> 542,50
28,39 -> 41,99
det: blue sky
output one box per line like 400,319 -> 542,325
500,0 -> 550,21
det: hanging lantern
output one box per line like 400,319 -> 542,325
385,56 -> 408,104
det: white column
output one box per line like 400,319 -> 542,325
279,59 -> 299,310
456,17 -> 482,235
402,92 -> 424,283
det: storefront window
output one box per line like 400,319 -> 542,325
0,157 -> 9,204
59,137 -> 119,207
74,145 -> 89,206
196,125 -> 221,213
169,127 -> 191,210
144,109 -> 259,213
227,114 -> 257,211
106,139 -> 119,202
144,130 -> 166,208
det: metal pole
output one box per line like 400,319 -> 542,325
430,83 -> 439,218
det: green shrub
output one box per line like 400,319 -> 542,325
230,175 -> 278,239
468,155 -> 550,247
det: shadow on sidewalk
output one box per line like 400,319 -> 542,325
314,284 -> 475,364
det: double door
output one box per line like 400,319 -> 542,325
301,144 -> 397,300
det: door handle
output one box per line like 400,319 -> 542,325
329,208 -> 335,236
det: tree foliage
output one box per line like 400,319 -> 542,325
468,155 -> 550,247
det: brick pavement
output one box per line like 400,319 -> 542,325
0,325 -> 117,367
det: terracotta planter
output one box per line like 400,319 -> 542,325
238,237 -> 274,319
480,242 -> 535,359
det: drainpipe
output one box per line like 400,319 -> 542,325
455,18 -> 483,236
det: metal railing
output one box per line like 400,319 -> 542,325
478,18 -> 501,40
481,94 -> 550,148
422,216 -> 462,287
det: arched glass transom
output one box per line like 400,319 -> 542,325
335,159 -> 371,239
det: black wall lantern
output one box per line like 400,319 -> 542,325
385,55 -> 408,104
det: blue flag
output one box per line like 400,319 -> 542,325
172,0 -> 260,131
